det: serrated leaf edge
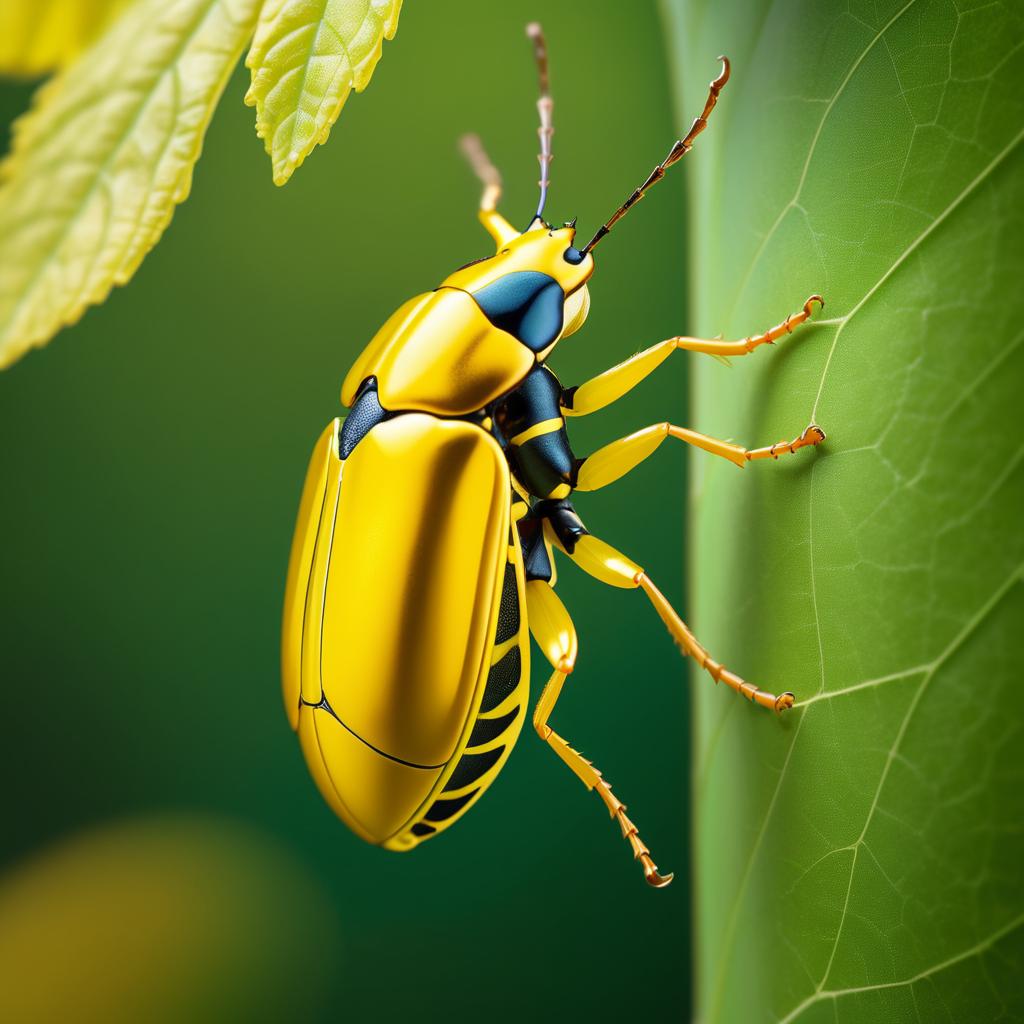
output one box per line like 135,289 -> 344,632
243,0 -> 403,186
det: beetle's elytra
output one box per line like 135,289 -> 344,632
282,25 -> 826,886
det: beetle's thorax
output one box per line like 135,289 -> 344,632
441,222 -> 594,359
342,224 -> 595,417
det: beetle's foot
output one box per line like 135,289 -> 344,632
742,294 -> 825,353
774,691 -> 795,713
802,423 -> 826,446
641,855 -> 674,888
593,779 -> 672,889
732,678 -> 794,713
746,423 -> 826,462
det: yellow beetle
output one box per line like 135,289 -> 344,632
282,26 -> 826,886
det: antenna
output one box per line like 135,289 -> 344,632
581,57 -> 730,255
526,22 -> 553,221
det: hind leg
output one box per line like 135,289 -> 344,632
524,574 -> 672,888
574,421 -> 825,490
536,500 -> 794,713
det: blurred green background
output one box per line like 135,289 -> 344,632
0,3 -> 694,1020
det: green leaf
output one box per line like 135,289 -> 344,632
663,0 -> 1024,1020
0,0 -> 261,369
244,0 -> 402,186
0,0 -> 132,79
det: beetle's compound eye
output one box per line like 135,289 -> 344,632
563,247 -> 584,265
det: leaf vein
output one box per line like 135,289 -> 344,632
725,0 -> 921,325
777,911 -> 1024,1023
811,126 -> 1024,420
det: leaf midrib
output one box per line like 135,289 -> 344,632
273,0 -> 361,167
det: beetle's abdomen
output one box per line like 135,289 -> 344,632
341,290 -> 533,416
385,549 -> 530,851
282,415 -> 529,846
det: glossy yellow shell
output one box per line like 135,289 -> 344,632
282,415 -> 529,847
341,290 -> 533,416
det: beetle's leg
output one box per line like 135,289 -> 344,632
525,578 -> 673,888
633,570 -> 794,711
561,295 -> 823,418
541,515 -> 794,713
574,421 -> 825,490
459,133 -> 519,248
673,294 -> 824,357
561,338 -> 678,418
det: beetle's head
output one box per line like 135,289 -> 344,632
458,26 -> 727,356
504,218 -> 593,341
516,216 -> 598,344
440,216 -> 594,348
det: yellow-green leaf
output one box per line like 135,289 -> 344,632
245,0 -> 402,186
0,0 -> 131,78
0,0 -> 261,369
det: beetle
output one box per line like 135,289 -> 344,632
281,24 -> 825,887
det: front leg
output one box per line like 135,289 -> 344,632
561,295 -> 824,418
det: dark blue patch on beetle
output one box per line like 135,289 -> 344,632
339,377 -> 388,458
472,271 -> 564,353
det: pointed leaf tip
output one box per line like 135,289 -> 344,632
245,0 -> 404,186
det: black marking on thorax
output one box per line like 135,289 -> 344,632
471,271 -> 564,352
491,366 -> 579,498
517,515 -> 553,582
529,498 -> 589,554
492,364 -> 562,436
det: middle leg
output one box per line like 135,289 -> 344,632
524,576 -> 673,888
575,421 -> 825,491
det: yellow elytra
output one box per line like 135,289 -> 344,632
282,25 -> 826,886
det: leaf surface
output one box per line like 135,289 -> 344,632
0,0 -> 261,369
662,0 -> 1024,1020
244,0 -> 402,185
0,0 -> 131,78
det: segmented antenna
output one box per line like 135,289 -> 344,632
526,22 -> 553,221
581,57 -> 730,254
459,132 -> 503,212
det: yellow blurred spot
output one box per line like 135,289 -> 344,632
0,0 -> 130,78
0,816 -> 340,1022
